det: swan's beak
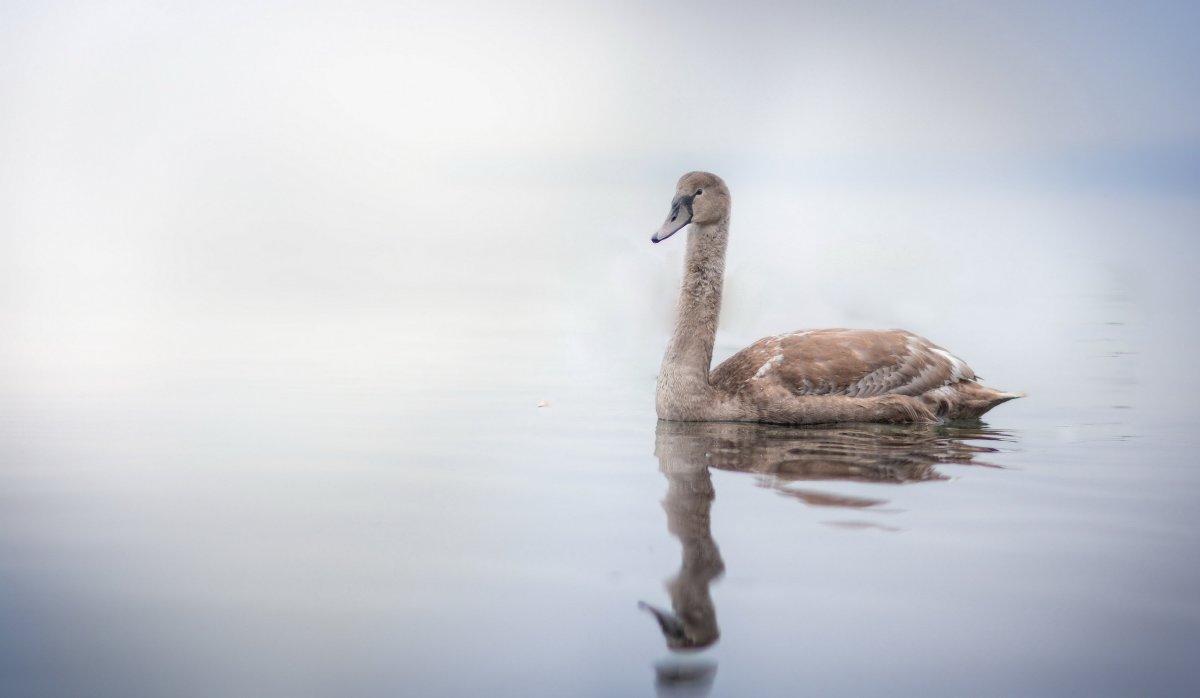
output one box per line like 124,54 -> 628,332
652,196 -> 693,243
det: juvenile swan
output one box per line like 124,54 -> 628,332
652,171 -> 1020,424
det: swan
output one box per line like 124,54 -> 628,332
652,171 -> 1021,424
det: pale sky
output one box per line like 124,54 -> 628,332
2,1 -> 1198,406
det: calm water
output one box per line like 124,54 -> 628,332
2,295 -> 1199,698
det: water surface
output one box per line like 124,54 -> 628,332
2,287 -> 1199,697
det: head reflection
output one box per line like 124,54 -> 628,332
641,419 -> 1011,659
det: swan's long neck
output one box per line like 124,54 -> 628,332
658,219 -> 729,417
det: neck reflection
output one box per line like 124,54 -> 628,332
642,419 -> 1013,656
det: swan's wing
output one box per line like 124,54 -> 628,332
711,329 -> 976,398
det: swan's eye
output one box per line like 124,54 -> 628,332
695,189 -> 703,196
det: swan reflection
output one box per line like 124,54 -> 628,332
642,419 -> 1013,669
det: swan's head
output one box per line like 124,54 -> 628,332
652,171 -> 730,243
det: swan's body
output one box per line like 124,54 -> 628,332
652,171 -> 1020,424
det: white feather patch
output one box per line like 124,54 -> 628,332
752,353 -> 784,379
929,347 -> 967,382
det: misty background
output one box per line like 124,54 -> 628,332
3,0 -> 1198,423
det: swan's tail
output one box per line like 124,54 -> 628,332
925,382 -> 1024,420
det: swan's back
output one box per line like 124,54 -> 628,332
710,329 -> 1017,419
711,329 -> 965,395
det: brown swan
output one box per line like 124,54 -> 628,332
652,171 -> 1021,424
